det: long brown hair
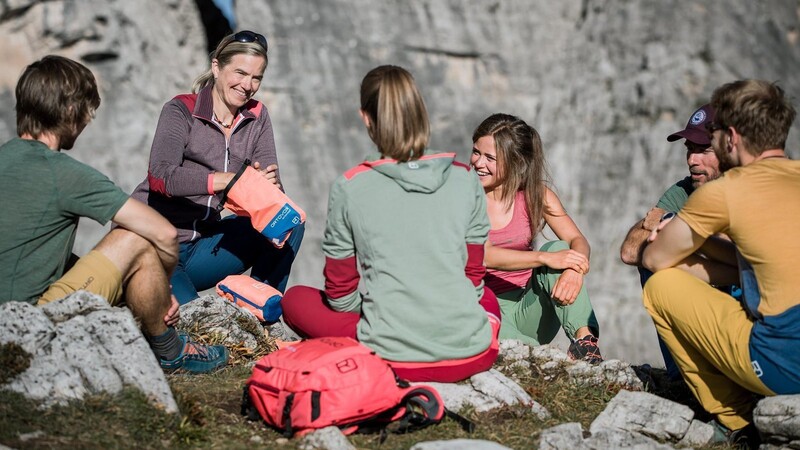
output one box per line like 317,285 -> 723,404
360,65 -> 429,162
472,113 -> 552,237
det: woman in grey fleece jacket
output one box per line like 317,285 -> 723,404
132,31 -> 303,306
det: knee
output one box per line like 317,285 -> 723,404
539,240 -> 569,252
642,268 -> 683,314
281,286 -> 316,315
99,228 -> 162,271
120,229 -> 159,258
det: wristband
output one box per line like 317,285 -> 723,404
660,212 -> 676,223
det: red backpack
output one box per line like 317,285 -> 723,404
241,337 -> 452,437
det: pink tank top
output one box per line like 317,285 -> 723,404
485,191 -> 534,294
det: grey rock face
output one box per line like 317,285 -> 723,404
676,419 -> 715,448
298,426 -> 356,450
470,369 -> 532,407
539,422 -> 589,450
525,343 -> 643,390
268,319 -> 302,342
565,359 -> 644,390
590,390 -> 693,442
498,339 -> 532,370
584,429 -> 675,450
410,439 -> 513,450
0,292 -> 177,414
2,0 -> 800,369
541,423 -> 676,450
423,381 -> 502,412
178,295 -> 267,350
423,368 -> 548,418
754,395 -> 800,448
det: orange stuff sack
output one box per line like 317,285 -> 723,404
216,275 -> 283,323
223,166 -> 306,249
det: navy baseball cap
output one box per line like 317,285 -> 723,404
667,104 -> 715,146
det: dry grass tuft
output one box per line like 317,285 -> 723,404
180,319 -> 277,367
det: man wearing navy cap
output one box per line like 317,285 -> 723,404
620,104 -> 730,380
620,104 -> 728,266
643,79 -> 799,447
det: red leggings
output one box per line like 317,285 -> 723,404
281,286 -> 501,383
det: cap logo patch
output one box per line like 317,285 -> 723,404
690,110 -> 707,125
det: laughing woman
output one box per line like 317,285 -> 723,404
132,30 -> 303,305
470,113 -> 603,363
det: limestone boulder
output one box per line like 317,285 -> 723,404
0,291 -> 178,413
754,395 -> 800,448
178,295 -> 269,351
589,390 -> 693,442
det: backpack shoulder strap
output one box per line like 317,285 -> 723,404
396,385 -> 474,434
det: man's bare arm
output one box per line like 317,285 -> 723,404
643,216 -> 703,271
642,215 -> 738,285
698,234 -> 737,266
620,207 -> 666,266
667,253 -> 739,285
111,198 -> 179,272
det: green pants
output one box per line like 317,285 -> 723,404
496,240 -> 599,346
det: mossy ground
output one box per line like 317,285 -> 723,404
0,340 -> 738,450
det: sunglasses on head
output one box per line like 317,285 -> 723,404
217,30 -> 268,58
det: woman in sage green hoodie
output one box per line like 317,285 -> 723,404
281,65 -> 500,383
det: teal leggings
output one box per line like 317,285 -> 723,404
496,240 -> 599,346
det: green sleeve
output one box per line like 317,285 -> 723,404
466,171 -> 489,299
55,154 -> 128,224
322,176 -> 355,259
465,171 -> 490,244
322,176 -> 361,312
655,177 -> 693,213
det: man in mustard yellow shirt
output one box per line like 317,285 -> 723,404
643,79 -> 800,446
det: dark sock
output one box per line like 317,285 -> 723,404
147,327 -> 182,361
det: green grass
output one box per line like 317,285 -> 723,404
0,351 -> 740,449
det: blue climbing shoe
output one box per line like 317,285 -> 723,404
160,333 -> 229,374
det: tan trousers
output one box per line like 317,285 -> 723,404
643,268 -> 774,430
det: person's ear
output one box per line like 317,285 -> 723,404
211,59 -> 220,80
358,109 -> 372,129
728,127 -> 739,151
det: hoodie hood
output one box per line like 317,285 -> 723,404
363,151 -> 456,193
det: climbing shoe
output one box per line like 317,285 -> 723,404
567,334 -> 603,364
160,333 -> 229,374
709,420 -> 761,449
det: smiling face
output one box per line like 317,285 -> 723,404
685,139 -> 723,188
470,135 -> 503,192
211,53 -> 266,112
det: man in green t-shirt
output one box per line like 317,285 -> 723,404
620,104 -> 726,266
619,104 -> 728,380
0,55 -> 227,374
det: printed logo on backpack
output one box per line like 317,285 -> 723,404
241,337 -> 448,437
